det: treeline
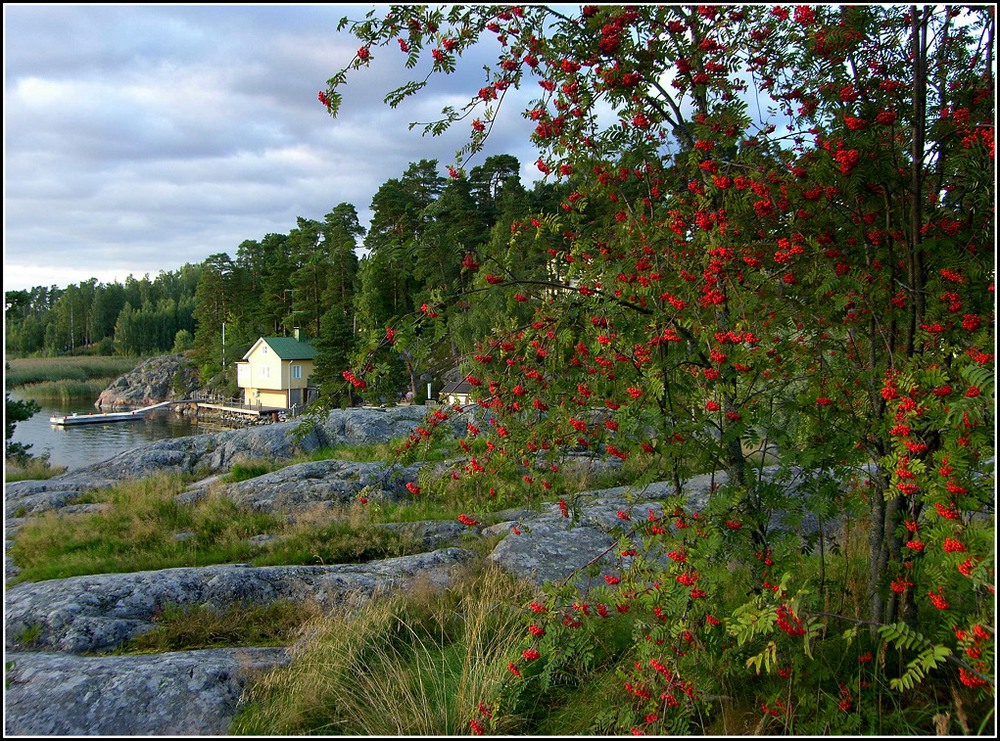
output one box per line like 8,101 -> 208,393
5,268 -> 201,357
190,154 -> 569,401
5,153 -> 568,401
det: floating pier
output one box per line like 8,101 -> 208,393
49,401 -> 176,426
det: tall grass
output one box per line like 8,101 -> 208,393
224,461 -> 282,483
230,564 -> 535,736
13,379 -> 113,401
4,457 -> 67,483
8,474 -> 270,581
4,355 -> 140,386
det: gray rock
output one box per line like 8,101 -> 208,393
376,520 -> 472,550
483,489 -> 672,590
5,548 -> 476,654
5,402 -> 914,740
95,353 -> 201,409
4,406 -> 463,516
481,520 -> 519,538
308,404 -> 430,447
485,468 -> 846,588
7,438 -> 216,500
4,648 -> 290,736
217,458 -> 425,512
4,479 -> 117,519
5,544 -> 22,581
488,511 -> 618,591
557,450 -> 625,477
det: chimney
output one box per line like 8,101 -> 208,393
293,327 -> 300,341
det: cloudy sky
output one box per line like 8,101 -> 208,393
3,4 -> 542,293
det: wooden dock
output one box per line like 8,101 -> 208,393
50,398 -> 292,428
194,401 -> 284,415
188,399 -> 290,427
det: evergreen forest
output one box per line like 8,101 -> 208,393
4,154 -> 563,402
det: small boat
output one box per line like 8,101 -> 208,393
50,410 -> 143,426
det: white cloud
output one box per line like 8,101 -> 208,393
2,4 -> 544,293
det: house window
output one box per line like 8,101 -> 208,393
292,364 -> 302,380
261,366 -> 270,379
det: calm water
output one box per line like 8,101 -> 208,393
8,393 -> 212,472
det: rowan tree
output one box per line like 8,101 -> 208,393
322,4 -> 994,733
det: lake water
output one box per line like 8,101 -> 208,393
8,393 -> 213,472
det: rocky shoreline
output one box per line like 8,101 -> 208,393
94,353 -> 202,410
5,397 -> 842,735
4,405 -> 452,733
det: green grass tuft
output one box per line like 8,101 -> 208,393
118,600 -> 320,653
7,474 -> 434,583
230,564 -> 536,736
224,461 -> 281,483
4,457 -> 68,483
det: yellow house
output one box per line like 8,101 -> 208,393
440,378 -> 473,407
236,335 -> 318,409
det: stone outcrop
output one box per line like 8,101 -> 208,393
2,403 -> 481,735
4,405 -> 453,518
4,478 -> 120,519
208,459 -> 426,512
487,475 -> 719,588
5,548 -> 477,655
377,520 -> 472,551
485,468 -> 852,588
95,353 -> 201,409
4,648 -> 291,736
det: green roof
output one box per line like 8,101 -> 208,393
260,337 -> 318,360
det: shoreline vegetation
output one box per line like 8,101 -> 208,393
5,355 -> 141,405
11,378 -> 115,404
4,355 -> 144,482
4,355 -> 142,389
